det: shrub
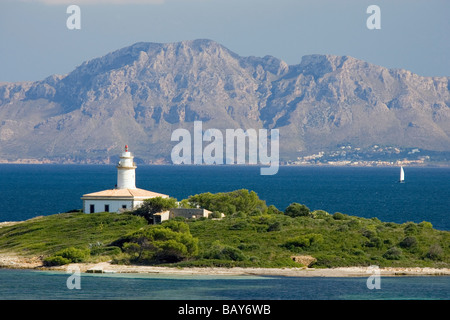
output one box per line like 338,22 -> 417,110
371,217 -> 381,224
254,224 -> 268,233
418,221 -> 433,229
249,209 -> 263,216
154,239 -> 189,263
311,210 -> 329,218
229,220 -> 249,230
117,221 -> 198,264
384,222 -> 398,228
43,247 -> 90,266
312,254 -> 347,268
403,222 -> 419,235
332,212 -> 346,220
399,236 -> 418,249
284,203 -> 311,218
282,233 -> 323,250
43,255 -> 71,266
233,211 -> 247,218
383,247 -> 402,260
267,221 -> 282,232
54,247 -> 90,263
123,242 -> 141,258
347,219 -> 360,229
283,236 -> 311,249
209,211 -> 222,219
267,205 -> 283,215
426,244 -> 443,261
205,241 -> 247,261
237,243 -> 260,250
220,246 -> 246,261
350,249 -> 365,256
362,229 -> 377,239
365,237 -> 383,249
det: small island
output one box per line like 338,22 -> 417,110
0,188 -> 449,277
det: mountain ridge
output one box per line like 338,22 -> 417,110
0,39 -> 449,164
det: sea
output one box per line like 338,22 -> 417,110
0,164 -> 449,301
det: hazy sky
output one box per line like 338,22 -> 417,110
0,0 -> 449,82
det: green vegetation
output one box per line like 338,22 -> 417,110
0,189 -> 448,269
44,247 -> 90,266
0,212 -> 147,257
185,189 -> 268,216
112,220 -> 198,264
284,203 -> 311,217
131,197 -> 177,223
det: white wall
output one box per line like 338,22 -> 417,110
117,168 -> 136,189
83,200 -> 134,213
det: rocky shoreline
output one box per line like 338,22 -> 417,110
1,254 -> 449,277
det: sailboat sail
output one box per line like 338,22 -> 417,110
399,166 -> 405,182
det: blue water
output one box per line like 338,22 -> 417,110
0,269 -> 448,300
0,165 -> 449,229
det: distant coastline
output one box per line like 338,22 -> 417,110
0,159 -> 449,167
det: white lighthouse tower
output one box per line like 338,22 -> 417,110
117,145 -> 136,189
81,145 -> 169,214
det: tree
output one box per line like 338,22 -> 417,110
119,220 -> 198,264
284,203 -> 311,217
187,189 -> 267,216
132,197 -> 177,223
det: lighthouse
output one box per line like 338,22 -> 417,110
81,145 -> 169,214
117,145 -> 137,189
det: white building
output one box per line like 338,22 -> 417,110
81,145 -> 169,213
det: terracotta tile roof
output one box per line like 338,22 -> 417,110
81,188 -> 169,199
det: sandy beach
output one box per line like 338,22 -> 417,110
1,253 -> 449,277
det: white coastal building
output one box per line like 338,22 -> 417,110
81,145 -> 169,213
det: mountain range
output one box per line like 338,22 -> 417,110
0,39 -> 449,164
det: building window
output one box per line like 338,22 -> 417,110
122,205 -> 127,209
104,204 -> 110,212
90,204 -> 95,213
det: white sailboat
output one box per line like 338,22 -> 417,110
399,166 -> 405,183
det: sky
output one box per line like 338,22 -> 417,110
0,0 -> 449,82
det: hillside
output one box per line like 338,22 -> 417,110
0,39 -> 449,164
0,192 -> 448,269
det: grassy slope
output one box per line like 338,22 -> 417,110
0,212 -> 147,256
0,211 -> 448,268
186,214 -> 450,268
